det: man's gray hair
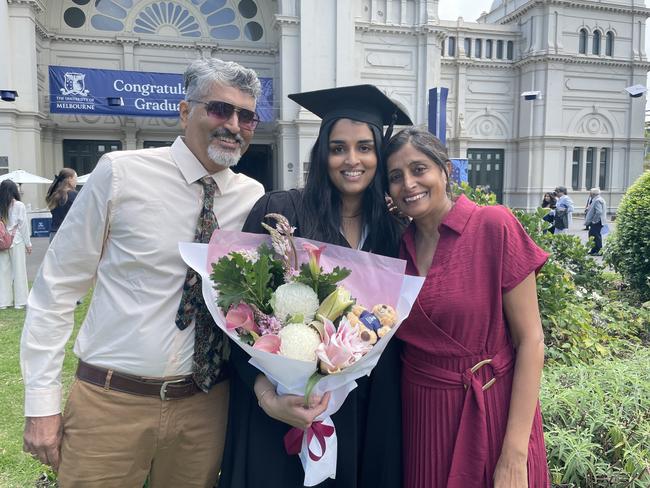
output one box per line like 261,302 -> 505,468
590,187 -> 601,196
555,185 -> 568,195
183,58 -> 261,102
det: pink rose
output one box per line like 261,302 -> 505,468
315,317 -> 372,374
225,303 -> 260,334
253,334 -> 281,354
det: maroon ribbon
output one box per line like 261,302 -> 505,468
284,421 -> 335,461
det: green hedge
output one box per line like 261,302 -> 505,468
605,171 -> 650,301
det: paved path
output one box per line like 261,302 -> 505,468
26,213 -> 613,281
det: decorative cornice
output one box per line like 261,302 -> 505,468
37,33 -> 276,55
492,1 -> 650,25
514,53 -> 650,70
442,58 -> 516,70
273,15 -> 300,29
356,22 -> 443,37
356,21 -> 415,36
7,0 -> 45,14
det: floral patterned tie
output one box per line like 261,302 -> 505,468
175,176 -> 229,391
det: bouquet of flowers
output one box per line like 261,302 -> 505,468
179,215 -> 424,486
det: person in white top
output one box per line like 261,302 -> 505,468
21,58 -> 265,486
0,179 -> 32,308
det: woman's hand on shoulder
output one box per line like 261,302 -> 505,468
493,447 -> 528,488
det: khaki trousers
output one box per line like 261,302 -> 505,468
58,378 -> 229,488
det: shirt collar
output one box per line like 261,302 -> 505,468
440,194 -> 476,235
171,136 -> 235,195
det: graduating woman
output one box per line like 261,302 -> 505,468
384,128 -> 550,488
219,85 -> 411,488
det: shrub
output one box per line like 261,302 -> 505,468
541,349 -> 650,487
455,184 -> 648,365
604,171 -> 650,301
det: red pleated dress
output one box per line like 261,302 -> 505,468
397,195 -> 551,488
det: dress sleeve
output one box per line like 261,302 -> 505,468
497,206 -> 549,293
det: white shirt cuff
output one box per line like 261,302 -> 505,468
24,387 -> 62,417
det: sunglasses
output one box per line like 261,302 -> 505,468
188,99 -> 260,130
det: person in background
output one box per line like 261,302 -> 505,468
0,179 -> 32,309
385,127 -> 550,488
585,188 -> 607,255
541,191 -> 557,234
220,85 -> 411,488
46,168 -> 78,242
553,186 -> 574,234
21,58 -> 264,487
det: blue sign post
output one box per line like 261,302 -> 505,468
428,87 -> 448,145
49,65 -> 273,121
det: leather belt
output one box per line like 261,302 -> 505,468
76,360 -> 200,401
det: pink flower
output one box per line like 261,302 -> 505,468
315,317 -> 372,374
225,303 -> 260,334
253,334 -> 281,353
303,242 -> 326,277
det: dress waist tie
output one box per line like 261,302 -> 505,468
402,346 -> 515,487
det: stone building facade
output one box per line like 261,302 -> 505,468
1,0 -> 648,211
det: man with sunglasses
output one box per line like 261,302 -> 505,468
21,58 -> 265,486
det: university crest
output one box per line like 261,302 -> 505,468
60,72 -> 90,96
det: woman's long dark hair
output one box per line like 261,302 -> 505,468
46,168 -> 76,210
0,179 -> 21,223
302,118 -> 403,256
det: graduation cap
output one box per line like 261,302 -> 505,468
625,85 -> 647,98
288,84 -> 412,136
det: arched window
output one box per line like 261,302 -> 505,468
506,40 -> 514,60
475,39 -> 482,58
464,37 -> 472,57
496,40 -> 504,59
579,28 -> 588,54
485,39 -> 493,58
592,30 -> 601,55
606,31 -> 614,56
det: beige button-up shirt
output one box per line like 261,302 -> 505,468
21,137 -> 264,416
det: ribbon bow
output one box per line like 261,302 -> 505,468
284,421 -> 335,462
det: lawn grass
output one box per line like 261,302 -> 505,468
0,298 -> 88,488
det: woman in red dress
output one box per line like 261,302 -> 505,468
384,128 -> 550,488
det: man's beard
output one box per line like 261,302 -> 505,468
207,144 -> 241,168
207,128 -> 244,168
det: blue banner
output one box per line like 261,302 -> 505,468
428,87 -> 448,145
49,65 -> 273,121
449,158 -> 468,184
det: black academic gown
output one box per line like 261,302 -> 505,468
218,189 -> 402,488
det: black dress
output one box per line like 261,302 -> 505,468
218,189 -> 402,488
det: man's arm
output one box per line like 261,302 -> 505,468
21,157 -> 114,469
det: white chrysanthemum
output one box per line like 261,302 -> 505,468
239,249 -> 260,263
271,282 -> 319,323
278,323 -> 321,362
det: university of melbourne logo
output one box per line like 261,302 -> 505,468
60,72 -> 90,96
